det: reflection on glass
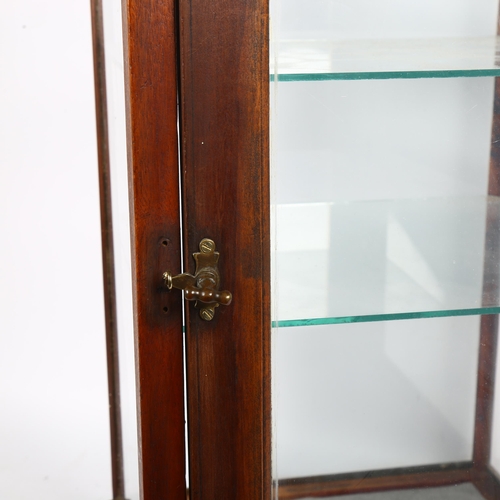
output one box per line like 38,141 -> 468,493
275,196 -> 500,326
270,0 -> 500,498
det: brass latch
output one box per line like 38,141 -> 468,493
163,238 -> 232,320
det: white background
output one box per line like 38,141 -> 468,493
0,1 -> 137,499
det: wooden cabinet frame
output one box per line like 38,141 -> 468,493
178,0 -> 271,498
121,0 -> 270,498
122,0 -> 186,498
106,0 -> 500,498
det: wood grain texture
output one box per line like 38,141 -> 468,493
178,0 -> 271,498
122,0 -> 186,498
278,463 -> 475,499
90,0 -> 126,497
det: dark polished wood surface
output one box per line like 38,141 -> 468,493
279,463 -> 476,499
90,0 -> 125,497
122,0 -> 186,498
178,0 -> 271,498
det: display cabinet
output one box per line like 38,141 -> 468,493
116,0 -> 500,499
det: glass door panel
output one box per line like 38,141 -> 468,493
271,0 -> 500,498
275,317 -> 479,476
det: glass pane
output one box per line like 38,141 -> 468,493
273,77 -> 497,327
270,0 -> 500,498
272,37 -> 500,81
102,0 -> 140,497
275,317 -> 479,477
274,0 -> 498,41
275,196 -> 500,326
271,0 -> 500,82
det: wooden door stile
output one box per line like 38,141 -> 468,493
178,0 -> 272,498
122,0 -> 186,498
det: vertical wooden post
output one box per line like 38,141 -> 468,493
90,0 -> 126,497
122,0 -> 186,498
178,0 -> 271,498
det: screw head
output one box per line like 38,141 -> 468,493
199,238 -> 216,254
200,308 -> 215,321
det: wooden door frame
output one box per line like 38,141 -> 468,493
122,0 -> 271,498
178,0 -> 271,499
122,0 -> 186,498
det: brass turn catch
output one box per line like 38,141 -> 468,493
163,238 -> 232,321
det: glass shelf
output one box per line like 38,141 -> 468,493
270,36 -> 500,81
274,196 -> 500,327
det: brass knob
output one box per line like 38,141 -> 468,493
184,286 -> 232,306
163,238 -> 232,320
